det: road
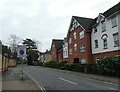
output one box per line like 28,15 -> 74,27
23,65 -> 119,91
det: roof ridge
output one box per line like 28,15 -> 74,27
103,2 -> 120,15
53,39 -> 63,41
72,16 -> 93,20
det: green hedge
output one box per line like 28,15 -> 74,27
43,61 -> 97,73
43,57 -> 120,77
96,57 -> 120,76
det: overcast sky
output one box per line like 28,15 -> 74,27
0,0 -> 119,52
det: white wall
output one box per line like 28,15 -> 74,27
91,12 -> 120,54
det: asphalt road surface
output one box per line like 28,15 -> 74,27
23,65 -> 119,91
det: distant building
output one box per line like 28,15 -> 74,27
51,39 -> 63,61
44,50 -> 52,62
38,52 -> 45,63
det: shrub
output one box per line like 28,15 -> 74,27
96,57 -> 120,76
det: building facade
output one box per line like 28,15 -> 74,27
90,2 -> 120,61
50,2 -> 120,63
67,16 -> 93,63
44,50 -> 52,62
51,39 -> 63,61
63,38 -> 68,61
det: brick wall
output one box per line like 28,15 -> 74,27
68,26 -> 92,63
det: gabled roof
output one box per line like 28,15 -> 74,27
90,2 -> 120,27
73,16 -> 93,31
67,16 -> 93,35
52,39 -> 63,51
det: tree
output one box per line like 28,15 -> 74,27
23,38 -> 37,50
8,34 -> 22,59
8,34 -> 22,53
33,39 -> 41,51
23,38 -> 39,65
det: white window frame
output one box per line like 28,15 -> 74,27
111,16 -> 117,28
101,20 -> 106,32
80,44 -> 85,52
69,48 -> 72,55
80,31 -> 84,39
80,58 -> 86,64
94,39 -> 98,48
113,33 -> 119,47
74,44 -> 77,52
74,32 -> 77,40
103,38 -> 108,49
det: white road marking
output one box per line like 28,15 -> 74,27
103,81 -> 118,86
24,70 -> 46,92
59,77 -> 77,85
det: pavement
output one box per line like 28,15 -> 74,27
1,66 -> 41,91
24,65 -> 120,90
2,65 -> 119,91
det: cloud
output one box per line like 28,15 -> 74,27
0,0 -> 120,51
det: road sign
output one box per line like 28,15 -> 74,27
17,45 -> 26,58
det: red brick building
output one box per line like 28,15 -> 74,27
67,16 -> 93,64
51,39 -> 63,61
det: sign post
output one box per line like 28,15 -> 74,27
17,45 -> 26,80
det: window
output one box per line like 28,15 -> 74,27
65,51 -> 68,56
94,40 -> 98,48
80,31 -> 84,39
112,16 -> 117,28
69,48 -> 72,55
113,33 -> 119,47
80,44 -> 85,52
70,19 -> 79,31
69,38 -> 72,44
74,44 -> 77,52
101,20 -> 106,32
103,38 -> 108,49
74,32 -> 77,40
80,58 -> 86,64
94,27 -> 97,33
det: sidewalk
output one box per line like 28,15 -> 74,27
2,67 -> 40,91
